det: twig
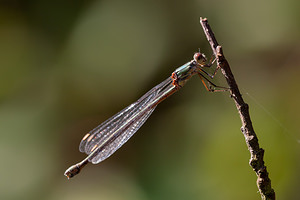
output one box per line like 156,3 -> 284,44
200,17 -> 275,200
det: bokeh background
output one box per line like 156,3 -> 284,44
1,0 -> 299,199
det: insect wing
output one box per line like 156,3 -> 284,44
79,77 -> 174,163
90,106 -> 156,164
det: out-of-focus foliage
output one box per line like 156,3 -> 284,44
0,0 -> 299,199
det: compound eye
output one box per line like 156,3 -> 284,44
193,52 -> 206,64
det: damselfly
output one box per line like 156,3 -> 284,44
64,51 -> 226,179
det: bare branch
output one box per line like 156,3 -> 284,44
200,17 -> 275,200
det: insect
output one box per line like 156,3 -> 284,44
64,51 -> 227,179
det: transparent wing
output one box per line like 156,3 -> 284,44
79,77 -> 176,164
90,105 -> 156,164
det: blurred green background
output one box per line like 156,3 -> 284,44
1,0 -> 299,199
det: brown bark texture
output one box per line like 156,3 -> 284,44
200,17 -> 275,200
